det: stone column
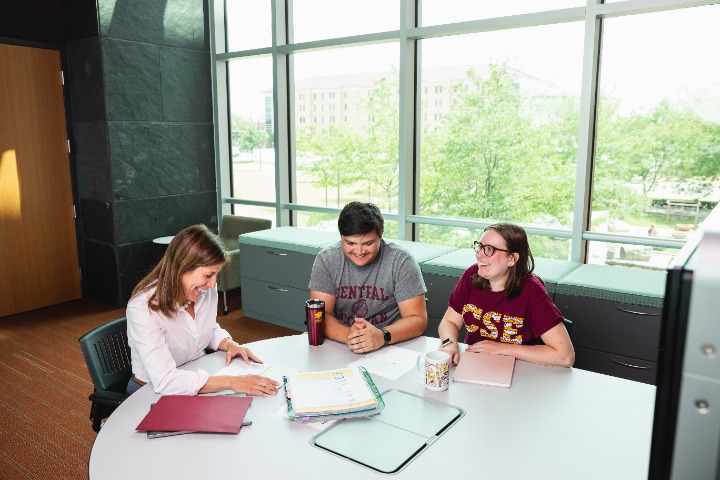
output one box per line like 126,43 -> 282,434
67,0 -> 217,306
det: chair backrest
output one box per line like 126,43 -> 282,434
78,317 -> 132,394
526,318 -> 573,346
220,215 -> 272,251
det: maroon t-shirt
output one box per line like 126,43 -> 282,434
449,265 -> 562,345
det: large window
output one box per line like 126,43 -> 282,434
418,23 -> 584,259
590,4 -> 720,269
227,58 -> 275,204
211,0 -> 720,269
419,0 -> 583,27
293,43 -> 400,226
291,0 -> 399,43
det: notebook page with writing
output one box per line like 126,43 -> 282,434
452,351 -> 515,388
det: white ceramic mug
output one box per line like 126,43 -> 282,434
417,351 -> 451,391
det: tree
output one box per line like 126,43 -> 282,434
594,98 -> 720,220
421,64 -> 570,222
354,75 -> 400,211
295,73 -> 400,211
231,116 -> 266,159
296,123 -> 361,207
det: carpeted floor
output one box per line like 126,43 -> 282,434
0,291 -> 295,479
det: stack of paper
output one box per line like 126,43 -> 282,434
284,366 -> 384,423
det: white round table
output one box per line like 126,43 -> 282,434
89,334 -> 655,480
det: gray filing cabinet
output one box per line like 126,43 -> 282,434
420,250 -> 581,338
555,264 -> 667,385
239,227 -> 338,331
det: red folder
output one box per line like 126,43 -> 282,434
136,395 -> 252,434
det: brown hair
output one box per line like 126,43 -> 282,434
471,223 -> 536,298
131,224 -> 229,316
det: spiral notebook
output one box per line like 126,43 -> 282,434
283,366 -> 384,422
452,351 -> 515,388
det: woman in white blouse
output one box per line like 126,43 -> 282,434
126,224 -> 280,396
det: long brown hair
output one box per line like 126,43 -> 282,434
131,224 -> 229,316
471,223 -> 536,298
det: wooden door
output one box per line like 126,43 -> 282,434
0,44 -> 81,317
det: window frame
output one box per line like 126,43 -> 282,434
209,0 -> 711,263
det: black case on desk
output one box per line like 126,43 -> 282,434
310,389 -> 464,474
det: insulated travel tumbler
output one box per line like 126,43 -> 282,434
305,299 -> 326,346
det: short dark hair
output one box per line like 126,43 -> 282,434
338,202 -> 384,237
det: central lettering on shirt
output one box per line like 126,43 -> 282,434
462,303 -> 525,344
462,303 -> 483,332
480,311 -> 502,339
338,285 -> 389,301
500,315 -> 524,344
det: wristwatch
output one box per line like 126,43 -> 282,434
441,338 -> 454,348
381,327 -> 391,345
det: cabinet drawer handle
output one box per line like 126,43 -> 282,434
610,359 -> 652,370
266,251 -> 288,256
614,307 -> 659,316
267,286 -> 289,292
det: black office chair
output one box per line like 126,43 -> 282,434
527,318 -> 573,346
78,317 -> 133,432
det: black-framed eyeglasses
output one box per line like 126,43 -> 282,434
473,241 -> 509,257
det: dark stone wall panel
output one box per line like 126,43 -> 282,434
80,198 -> 115,244
118,241 -> 155,305
66,37 -> 106,122
83,240 -> 120,306
114,192 -> 217,246
74,121 -> 112,201
114,197 -> 162,244
157,191 -> 218,234
197,123 -> 216,191
98,0 -> 208,50
109,121 -> 199,199
160,47 -> 212,122
102,38 -> 162,121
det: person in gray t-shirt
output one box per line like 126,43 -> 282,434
309,202 -> 427,353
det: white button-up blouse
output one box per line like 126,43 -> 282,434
126,286 -> 230,395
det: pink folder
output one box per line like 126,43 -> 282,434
452,351 -> 515,388
136,395 -> 252,434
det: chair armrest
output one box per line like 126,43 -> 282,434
89,390 -> 129,408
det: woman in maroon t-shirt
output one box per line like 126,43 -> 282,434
438,223 -> 575,368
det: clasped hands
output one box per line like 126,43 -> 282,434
346,318 -> 383,353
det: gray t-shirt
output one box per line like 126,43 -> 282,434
309,240 -> 426,328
